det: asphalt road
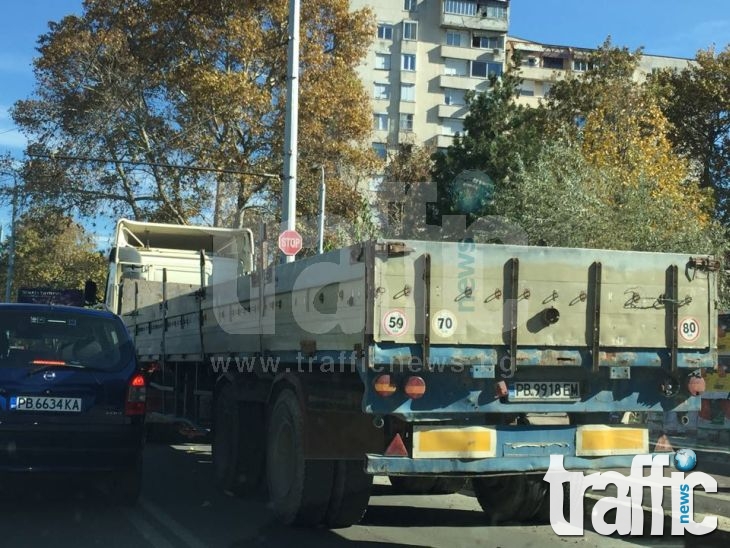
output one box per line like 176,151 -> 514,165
0,441 -> 728,548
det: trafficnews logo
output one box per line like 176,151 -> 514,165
544,449 -> 718,536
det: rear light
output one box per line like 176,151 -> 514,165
374,374 -> 397,397
686,375 -> 705,396
404,376 -> 426,399
31,360 -> 66,366
495,380 -> 509,398
125,373 -> 147,416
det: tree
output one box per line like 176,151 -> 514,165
0,207 -> 107,301
13,0 -> 377,226
431,57 -> 542,226
651,46 -> 730,223
503,139 -> 723,255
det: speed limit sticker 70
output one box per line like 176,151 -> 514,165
382,309 -> 408,337
679,317 -> 701,342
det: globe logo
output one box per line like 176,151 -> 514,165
674,448 -> 697,472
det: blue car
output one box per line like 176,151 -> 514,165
0,303 -> 145,504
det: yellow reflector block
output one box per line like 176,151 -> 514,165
576,425 -> 649,457
412,426 -> 496,459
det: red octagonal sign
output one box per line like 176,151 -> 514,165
278,229 -> 303,257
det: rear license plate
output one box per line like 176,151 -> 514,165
509,382 -> 580,401
10,396 -> 82,412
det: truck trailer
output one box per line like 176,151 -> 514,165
105,218 -> 718,527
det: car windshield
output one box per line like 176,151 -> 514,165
0,310 -> 133,371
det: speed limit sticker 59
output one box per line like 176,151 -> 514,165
382,309 -> 408,337
679,317 -> 701,342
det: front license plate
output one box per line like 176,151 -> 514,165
509,382 -> 580,401
10,396 -> 82,412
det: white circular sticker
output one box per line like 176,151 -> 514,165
679,317 -> 701,342
383,309 -> 408,337
432,309 -> 457,338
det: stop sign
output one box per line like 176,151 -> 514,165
278,229 -> 303,257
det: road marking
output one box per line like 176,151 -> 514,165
124,509 -> 178,548
140,498 -> 209,548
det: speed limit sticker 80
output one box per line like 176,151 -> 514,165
679,317 -> 701,343
382,309 -> 408,337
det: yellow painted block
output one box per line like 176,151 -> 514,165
413,426 -> 496,459
576,425 -> 648,457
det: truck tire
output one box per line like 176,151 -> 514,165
266,389 -> 334,526
389,476 -> 466,495
213,383 -> 264,495
473,475 -> 529,524
325,460 -> 372,528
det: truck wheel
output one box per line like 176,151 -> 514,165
266,389 -> 334,526
473,475 -> 528,524
389,476 -> 466,495
514,476 -> 549,521
325,460 -> 372,528
213,383 -> 263,495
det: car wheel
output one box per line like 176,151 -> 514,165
109,459 -> 142,506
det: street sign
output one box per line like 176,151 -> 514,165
278,229 -> 302,257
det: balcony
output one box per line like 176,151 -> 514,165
441,1 -> 508,32
433,134 -> 456,148
438,104 -> 468,119
439,44 -> 503,62
439,73 -> 492,91
518,65 -> 566,82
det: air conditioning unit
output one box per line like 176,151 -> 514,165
492,48 -> 500,54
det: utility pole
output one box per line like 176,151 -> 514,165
281,0 -> 300,264
4,172 -> 18,303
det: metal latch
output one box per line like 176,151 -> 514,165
376,242 -> 414,257
688,256 -> 721,272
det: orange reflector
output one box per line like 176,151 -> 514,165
374,374 -> 397,397
405,376 -> 426,399
495,380 -> 508,398
384,433 -> 409,457
653,434 -> 674,452
31,360 -> 66,366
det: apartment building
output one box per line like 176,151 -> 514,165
349,0 -> 511,156
509,36 -> 693,108
350,1 -> 694,158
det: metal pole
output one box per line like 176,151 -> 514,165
317,166 -> 325,254
281,0 -> 300,264
4,174 -> 17,303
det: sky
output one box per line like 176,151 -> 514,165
0,0 -> 728,243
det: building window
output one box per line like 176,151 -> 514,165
403,21 -> 418,41
443,119 -> 464,136
573,59 -> 593,72
372,142 -> 387,159
400,83 -> 415,102
404,0 -> 417,12
446,31 -> 463,47
519,80 -> 535,97
374,82 -> 391,100
402,54 -> 416,71
444,0 -> 477,16
377,24 -> 393,40
399,113 -> 414,132
543,57 -> 564,70
472,35 -> 503,49
375,53 -> 391,70
444,88 -> 465,106
471,61 -> 503,78
482,4 -> 507,20
374,113 -> 389,131
444,58 -> 468,76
